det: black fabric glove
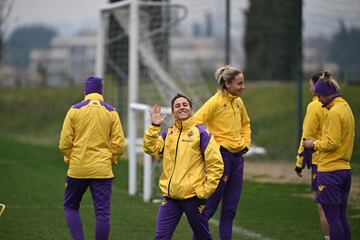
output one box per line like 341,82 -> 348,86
295,166 -> 302,174
299,148 -> 314,169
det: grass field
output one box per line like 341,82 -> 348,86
0,84 -> 359,239
0,136 -> 359,239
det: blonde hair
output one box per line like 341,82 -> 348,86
319,70 -> 341,92
215,65 -> 242,92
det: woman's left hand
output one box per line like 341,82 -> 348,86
303,139 -> 315,149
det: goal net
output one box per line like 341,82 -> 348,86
97,0 -> 226,202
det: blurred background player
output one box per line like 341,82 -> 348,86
295,72 -> 329,240
59,76 -> 125,240
303,71 -> 355,240
143,94 -> 223,240
194,66 -> 251,240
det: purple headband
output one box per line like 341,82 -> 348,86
314,80 -> 337,96
85,76 -> 103,95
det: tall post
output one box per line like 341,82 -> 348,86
143,108 -> 152,202
95,10 -> 107,77
128,0 -> 139,196
225,0 -> 231,64
296,0 -> 303,144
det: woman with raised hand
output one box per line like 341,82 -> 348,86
303,71 -> 355,240
143,93 -> 224,240
194,65 -> 251,240
295,72 -> 329,240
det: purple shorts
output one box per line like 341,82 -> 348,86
316,170 -> 351,205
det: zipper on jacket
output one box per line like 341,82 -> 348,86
167,125 -> 182,198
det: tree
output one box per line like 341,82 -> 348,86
0,0 -> 12,64
244,0 -> 302,81
5,25 -> 57,68
328,21 -> 360,82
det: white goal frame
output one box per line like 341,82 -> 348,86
129,103 -> 171,202
96,0 -> 188,201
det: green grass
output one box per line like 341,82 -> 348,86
0,87 -> 83,144
0,136 -> 359,239
0,84 -> 359,239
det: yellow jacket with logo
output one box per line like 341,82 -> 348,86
143,117 -> 223,200
194,91 -> 251,153
314,97 -> 355,172
59,93 -> 125,178
296,96 -> 327,167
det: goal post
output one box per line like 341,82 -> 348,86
96,0 -> 216,202
129,103 -> 171,202
96,0 -> 189,200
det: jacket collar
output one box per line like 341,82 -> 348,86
218,91 -> 238,100
85,93 -> 104,101
173,116 -> 195,131
323,95 -> 342,109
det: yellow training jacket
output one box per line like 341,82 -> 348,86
143,117 -> 223,200
314,97 -> 355,172
296,96 -> 327,167
59,93 -> 125,179
194,91 -> 251,153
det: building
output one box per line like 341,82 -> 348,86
29,31 -> 97,87
0,64 -> 17,87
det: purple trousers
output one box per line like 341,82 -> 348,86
155,197 -> 212,240
317,170 -> 352,240
63,176 -> 113,240
203,148 -> 244,240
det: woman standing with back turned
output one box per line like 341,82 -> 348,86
194,65 -> 251,240
303,71 -> 355,240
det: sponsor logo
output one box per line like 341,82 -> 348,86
182,139 -> 194,142
187,130 -> 194,137
161,199 -> 167,206
318,185 -> 326,191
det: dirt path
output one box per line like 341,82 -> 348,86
244,161 -> 360,207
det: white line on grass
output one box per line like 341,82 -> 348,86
209,219 -> 276,240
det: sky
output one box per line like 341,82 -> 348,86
6,0 -> 360,39
7,0 -> 107,37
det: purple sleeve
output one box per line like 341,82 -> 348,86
196,125 -> 211,155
